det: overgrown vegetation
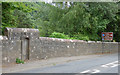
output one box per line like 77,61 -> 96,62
2,2 -> 120,41
50,32 -> 70,39
16,58 -> 24,64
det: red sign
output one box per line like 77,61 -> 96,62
102,32 -> 113,41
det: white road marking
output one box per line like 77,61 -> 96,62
80,70 -> 90,73
104,61 -> 118,66
81,69 -> 100,73
91,69 -> 100,73
81,61 -> 118,73
101,61 -> 119,68
101,65 -> 108,68
111,64 -> 118,67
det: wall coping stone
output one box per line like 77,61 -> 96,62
39,37 -> 119,44
39,37 -> 86,43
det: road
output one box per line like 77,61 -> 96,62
16,53 -> 119,73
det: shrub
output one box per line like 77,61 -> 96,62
16,58 -> 24,64
49,32 -> 100,41
71,34 -> 90,41
50,32 -> 70,39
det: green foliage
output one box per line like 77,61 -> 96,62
2,2 -> 119,42
70,34 -> 99,41
50,32 -> 100,41
2,2 -> 34,35
16,58 -> 24,64
71,34 -> 90,41
50,32 -> 70,39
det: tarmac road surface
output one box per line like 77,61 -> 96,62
17,53 -> 119,73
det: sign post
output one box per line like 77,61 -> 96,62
102,32 -> 113,41
101,32 -> 113,54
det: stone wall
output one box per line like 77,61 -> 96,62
0,40 -> 2,67
2,28 -> 40,65
29,37 -> 118,60
2,40 -> 21,64
0,40 -> 2,52
2,37 -> 119,65
2,27 -> 118,65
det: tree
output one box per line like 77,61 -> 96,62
2,2 -> 34,34
2,2 -> 119,41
